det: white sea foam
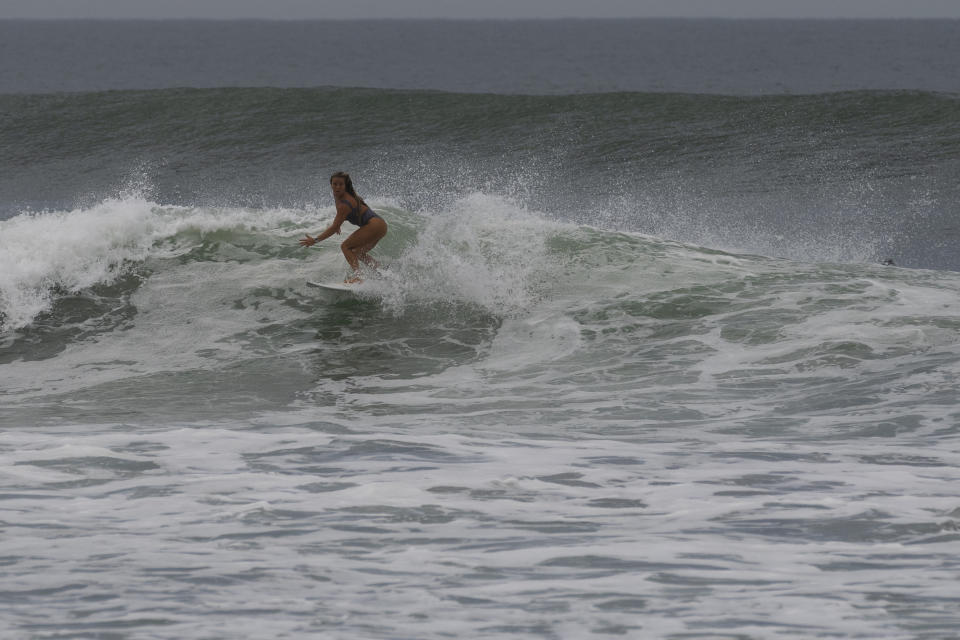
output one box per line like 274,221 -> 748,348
3,195 -> 960,639
2,422 -> 957,639
0,198 -> 155,328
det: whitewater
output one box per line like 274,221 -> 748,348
3,191 -> 960,638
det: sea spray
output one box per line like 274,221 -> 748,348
374,193 -> 556,316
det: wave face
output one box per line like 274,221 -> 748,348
3,88 -> 959,274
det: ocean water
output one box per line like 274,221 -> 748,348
2,19 -> 960,640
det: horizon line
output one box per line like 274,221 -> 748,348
2,16 -> 960,21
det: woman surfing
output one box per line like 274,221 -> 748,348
299,172 -> 387,283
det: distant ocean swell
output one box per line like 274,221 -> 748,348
4,88 -> 958,171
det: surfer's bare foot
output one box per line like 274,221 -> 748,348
344,276 -> 363,284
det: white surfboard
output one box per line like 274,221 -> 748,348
307,267 -> 390,293
307,280 -> 364,293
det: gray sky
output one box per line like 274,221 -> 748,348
3,0 -> 960,20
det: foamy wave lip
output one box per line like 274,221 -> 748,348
0,195 -> 317,330
0,196 -> 167,329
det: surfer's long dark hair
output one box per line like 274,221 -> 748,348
330,171 -> 367,208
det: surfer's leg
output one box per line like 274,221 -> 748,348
341,218 -> 387,280
357,248 -> 380,269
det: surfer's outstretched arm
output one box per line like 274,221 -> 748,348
299,206 -> 348,247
